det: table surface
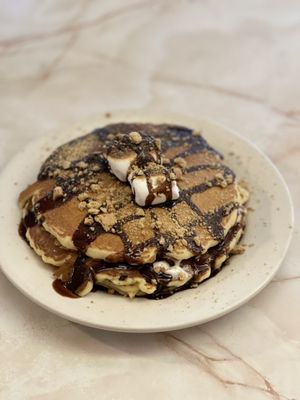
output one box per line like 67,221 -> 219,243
0,1 -> 299,399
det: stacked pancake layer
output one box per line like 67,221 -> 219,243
18,123 -> 249,298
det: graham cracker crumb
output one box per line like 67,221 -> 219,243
84,216 -> 94,226
159,237 -> 165,245
155,219 -> 162,228
90,183 -> 100,192
62,160 -> 71,170
88,200 -> 101,209
109,204 -> 117,213
53,186 -> 63,200
154,138 -> 161,150
88,208 -> 100,215
177,230 -> 185,238
174,157 -> 187,169
95,213 -> 117,231
226,175 -> 234,184
78,192 -> 89,201
78,201 -> 87,211
52,169 -> 60,177
231,244 -> 247,255
215,172 -> 224,180
215,172 -> 228,187
155,175 -> 166,185
172,166 -> 183,180
135,208 -> 145,216
193,236 -> 202,246
129,131 -> 142,144
77,161 -> 88,169
192,130 -> 202,137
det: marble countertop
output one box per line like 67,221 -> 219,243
0,1 -> 299,399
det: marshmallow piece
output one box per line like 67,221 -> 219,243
130,170 -> 180,207
106,132 -> 180,207
153,260 -> 193,287
130,176 -> 149,207
171,180 -> 180,201
106,153 -> 136,182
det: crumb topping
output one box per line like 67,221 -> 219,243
192,130 -> 202,137
26,122 -> 247,269
53,186 -> 63,200
95,213 -> 117,232
174,157 -> 187,169
129,131 -> 142,144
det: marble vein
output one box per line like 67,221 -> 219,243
164,330 -> 293,400
37,0 -> 90,81
0,0 -> 158,50
153,74 -> 300,123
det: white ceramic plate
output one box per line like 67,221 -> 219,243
0,111 -> 294,333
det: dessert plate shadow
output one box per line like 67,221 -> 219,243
0,111 -> 294,333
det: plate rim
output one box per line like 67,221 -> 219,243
0,113 -> 294,333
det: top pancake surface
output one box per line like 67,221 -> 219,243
20,123 -> 248,265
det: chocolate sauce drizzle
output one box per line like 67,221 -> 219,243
144,167 -> 173,207
73,221 -> 104,251
53,254 -> 94,298
107,131 -> 161,165
53,220 -> 244,299
19,122 -> 245,298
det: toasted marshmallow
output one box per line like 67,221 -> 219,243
106,131 -> 180,207
106,152 -> 136,182
153,260 -> 193,287
130,171 -> 180,207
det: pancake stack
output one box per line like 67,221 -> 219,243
18,123 -> 249,299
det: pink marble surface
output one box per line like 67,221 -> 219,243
0,1 -> 299,399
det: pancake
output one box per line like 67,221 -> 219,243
18,123 -> 249,299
